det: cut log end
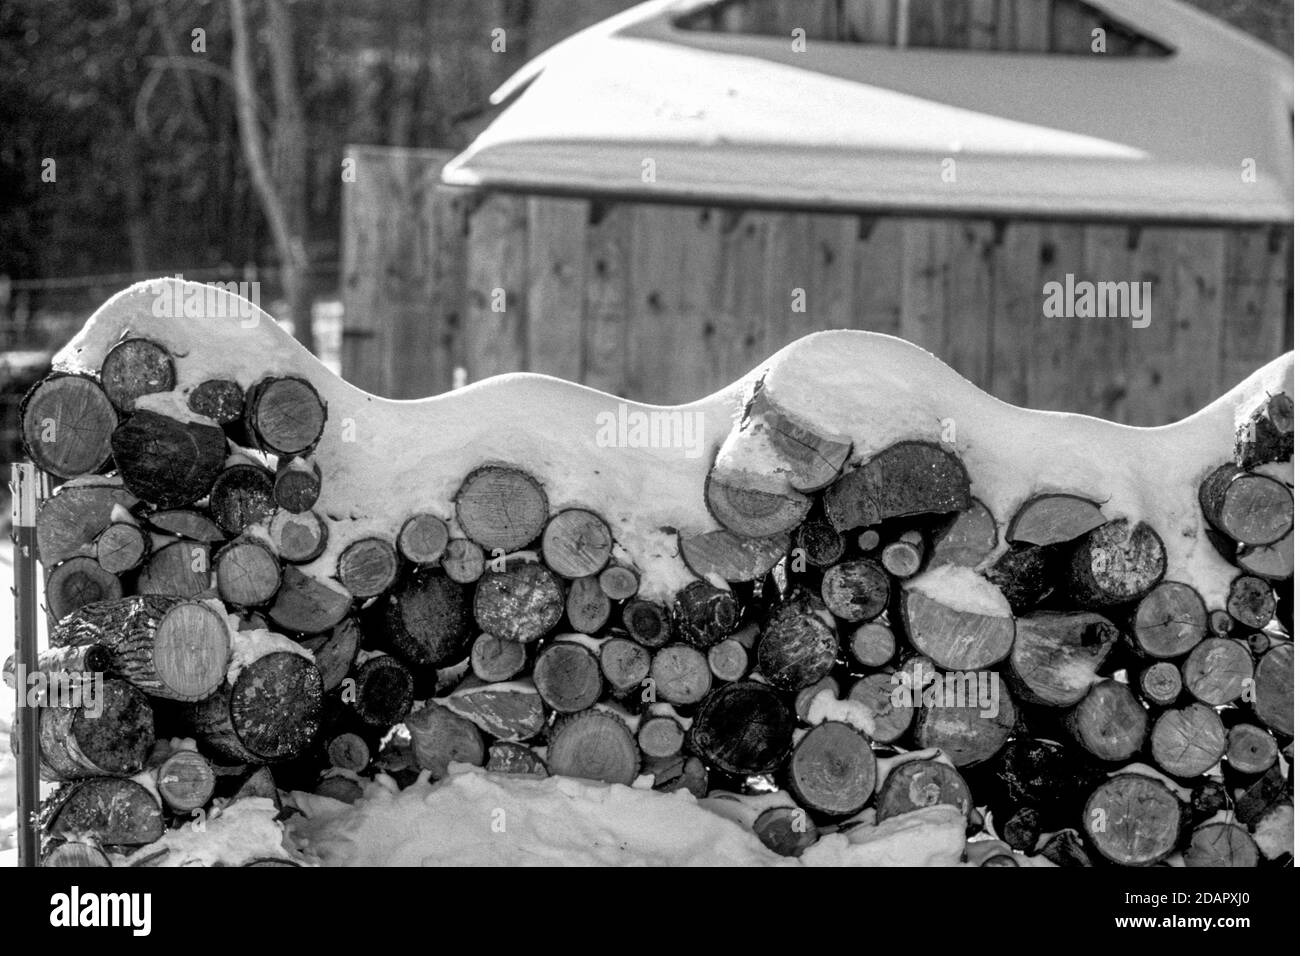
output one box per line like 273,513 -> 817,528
1083,774 -> 1181,866
455,465 -> 549,552
22,374 -> 117,478
100,338 -> 175,412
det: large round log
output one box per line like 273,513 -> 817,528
1184,821 -> 1261,867
46,556 -> 122,622
756,592 -> 838,691
673,580 -> 739,648
352,654 -> 415,729
1252,643 -> 1292,736
244,375 -> 327,456
189,652 -> 323,763
110,409 -> 228,508
1066,519 -> 1166,608
1181,637 -> 1253,706
1150,703 -> 1226,778
847,673 -> 913,743
1066,679 -> 1149,762
1082,774 -> 1181,866
1226,723 -> 1278,775
876,758 -> 972,822
689,681 -> 794,775
915,672 -> 1016,767
337,537 -> 399,598
95,520 -> 149,574
787,721 -> 876,816
100,337 -> 175,412
821,559 -> 890,623
455,465 -> 549,552
45,777 -> 163,847
541,508 -> 612,579
52,595 -> 229,702
547,709 -> 639,786
136,539 -> 211,598
209,463 -> 276,536
38,678 -> 153,780
397,513 -> 449,565
534,640 -> 604,714
599,636 -> 652,696
1200,466 -> 1292,546
1129,581 -> 1207,658
385,569 -> 476,668
474,562 -> 565,643
903,571 -> 1016,671
36,482 -> 139,567
21,374 -> 116,478
823,441 -> 970,532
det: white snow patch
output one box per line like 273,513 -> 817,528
806,688 -> 876,739
906,564 -> 1011,617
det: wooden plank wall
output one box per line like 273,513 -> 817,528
341,147 -> 1292,424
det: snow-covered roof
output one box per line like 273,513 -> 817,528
442,0 -> 1293,223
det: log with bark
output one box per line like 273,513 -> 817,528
215,538 -> 282,607
847,620 -> 895,669
820,558 -> 890,623
397,514 -> 449,566
689,681 -> 794,775
1252,643 -> 1292,736
565,575 -> 611,634
136,539 -> 212,599
471,633 -> 529,683
547,709 -> 640,786
983,543 -> 1056,614
914,673 -> 1016,767
1199,464 -> 1292,546
1066,519 -> 1166,608
455,465 -> 549,552
269,565 -> 352,634
1237,392 -> 1293,468
384,568 -> 476,668
902,574 -> 1016,671
44,776 -> 164,847
847,673 -> 913,743
930,498 -> 998,568
46,556 -> 123,622
21,374 -> 117,479
37,678 -> 154,780
599,635 -> 652,697
52,595 -> 230,702
1008,494 -> 1106,546
706,638 -> 749,682
188,379 -> 246,426
875,758 -> 972,822
1066,679 -> 1149,763
1138,661 -> 1183,706
681,528 -> 792,583
268,508 -> 328,563
189,652 -> 324,763
1184,821 -> 1261,867
1226,722 -> 1278,775
111,409 -> 228,509
541,508 -> 612,578
650,643 -> 713,706
95,520 -> 150,574
622,598 -> 674,648
441,538 -> 486,583
787,720 -> 876,816
756,590 -> 838,691
1181,637 -> 1253,706
244,375 -> 327,456
155,749 -> 216,814
753,806 -> 819,858
1082,773 -> 1182,866
438,682 -> 548,742
824,441 -> 970,532
273,456 -> 321,513
474,561 -> 565,643
1150,703 -> 1226,778
1006,612 -> 1116,707
1226,574 -> 1276,629
534,639 -> 604,713
1129,581 -> 1207,658
100,338 -> 175,412
36,482 -> 139,566
598,563 -> 640,600
406,703 -> 485,778
209,463 -> 276,535
673,580 -> 739,647
793,516 -> 845,570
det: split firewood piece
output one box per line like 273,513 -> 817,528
189,652 -> 323,763
598,562 -> 640,600
1226,574 -> 1276,629
1150,703 -> 1226,777
337,537 -> 398,599
272,457 -> 321,515
1237,392 -> 1294,468
298,618 -> 360,692
681,528 -> 790,582
1200,464 -> 1293,546
439,682 -> 548,741
649,754 -> 709,797
215,538 -> 282,607
352,654 -> 415,729
53,595 -> 227,702
983,543 -> 1055,614
37,678 -> 153,780
111,409 -> 228,509
145,508 -> 225,543
915,673 -> 1015,767
674,580 -> 739,647
534,639 -> 604,714
21,374 -> 117,478
704,469 -> 811,539
650,643 -> 712,705
690,681 -> 794,774
565,575 -> 611,634
187,379 -> 245,425
1129,581 -> 1207,658
95,520 -> 149,574
327,732 -> 371,773
1226,723 -> 1278,775
788,721 -> 875,816
1138,661 -> 1183,706
1007,612 -> 1116,707
792,517 -> 844,570
1083,774 -> 1181,866
880,532 -> 923,579
1008,494 -> 1106,546
1253,643 -> 1292,736
474,562 -> 565,642
487,741 -> 548,776
46,556 -> 122,622
622,598 -> 673,648
707,638 -> 748,682
637,711 -> 685,759
847,620 -> 895,669
397,514 -> 449,565
903,567 -> 1015,671
1184,822 -> 1261,868
738,382 -> 854,493
599,636 -> 651,697
547,709 -> 640,785
471,633 -> 528,683
45,776 -> 164,847
542,508 -> 613,579
42,842 -> 112,867
383,569 -> 475,668
847,673 -> 913,743
36,482 -> 139,566
1181,637 -> 1253,706
821,558 -> 890,622
155,749 -> 216,814
875,758 -> 972,822
753,806 -> 819,858
1237,529 -> 1294,580
269,565 -> 352,635
441,538 -> 486,583
136,539 -> 211,598
455,465 -> 549,552
268,508 -> 328,564
406,703 -> 484,777
757,590 -> 838,691
1066,679 -> 1149,762
100,337 -> 175,412
244,375 -> 327,456
929,498 -> 997,568
823,441 -> 971,533
794,676 -> 839,723
1066,518 -> 1166,608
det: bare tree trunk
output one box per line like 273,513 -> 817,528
229,0 -> 314,353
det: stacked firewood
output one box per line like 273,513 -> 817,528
13,337 -> 1294,867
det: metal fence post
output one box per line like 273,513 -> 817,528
11,462 -> 44,867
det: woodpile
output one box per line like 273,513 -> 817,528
11,328 -> 1294,869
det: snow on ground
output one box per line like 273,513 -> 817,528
285,767 -> 967,866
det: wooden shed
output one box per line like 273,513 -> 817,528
342,0 -> 1293,423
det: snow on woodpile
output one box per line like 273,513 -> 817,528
285,768 -> 966,867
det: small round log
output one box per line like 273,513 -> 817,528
244,375 -> 327,456
821,559 -> 890,622
1066,519 -> 1166,608
1226,722 -> 1278,775
187,379 -> 245,425
471,633 -> 529,683
1066,679 -> 1148,763
156,749 -> 216,814
599,636 -> 652,696
95,521 -> 149,574
650,643 -> 712,706
397,513 -> 449,565
1138,661 -> 1183,706
566,575 -> 611,634
268,508 -> 328,564
534,640 -> 604,714
441,538 -> 486,583
1181,637 -> 1253,706
215,538 -> 282,607
1150,703 -> 1226,778
1130,581 -> 1207,658
337,537 -> 399,599
272,456 -> 322,514
622,598 -> 673,648
848,621 -> 895,668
